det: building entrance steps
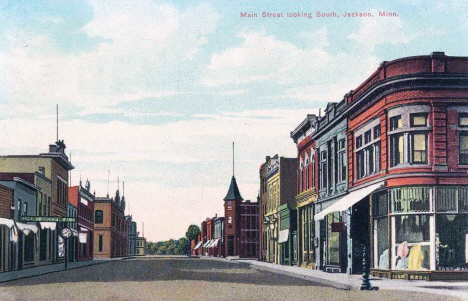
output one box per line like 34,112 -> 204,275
201,257 -> 468,300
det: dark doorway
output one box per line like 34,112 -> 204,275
227,236 -> 234,256
351,196 -> 371,274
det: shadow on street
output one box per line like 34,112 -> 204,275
1,258 -> 323,288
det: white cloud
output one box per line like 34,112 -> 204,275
0,2 -> 222,115
348,10 -> 412,50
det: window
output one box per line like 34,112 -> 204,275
459,113 -> 468,127
228,216 -> 232,224
356,136 -> 362,149
390,116 -> 402,131
98,235 -> 103,252
339,152 -> 346,182
410,133 -> 427,163
95,210 -> 103,224
339,139 -> 345,150
374,125 -> 381,139
320,151 -> 327,190
227,201 -> 232,211
23,202 -> 28,216
460,132 -> 468,165
364,130 -> 372,144
356,126 -> 381,179
390,134 -> 404,167
410,113 -> 428,127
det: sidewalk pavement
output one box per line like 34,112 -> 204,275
203,257 -> 468,300
0,257 -> 131,284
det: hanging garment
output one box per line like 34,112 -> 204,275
379,249 -> 389,269
396,257 -> 408,270
397,241 -> 409,258
408,245 -> 424,270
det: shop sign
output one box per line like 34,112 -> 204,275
331,222 -> 346,232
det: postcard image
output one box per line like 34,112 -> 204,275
0,0 -> 467,300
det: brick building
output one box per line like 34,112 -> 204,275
68,180 -> 94,261
223,174 -> 260,259
291,115 -> 319,269
93,189 -> 127,259
310,52 -> 468,280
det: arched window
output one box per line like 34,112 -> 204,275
95,210 -> 103,224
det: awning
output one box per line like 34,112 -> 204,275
202,240 -> 212,248
40,222 -> 56,231
0,218 -> 15,228
15,222 -> 38,234
314,182 -> 384,220
278,229 -> 289,243
79,232 -> 87,243
193,241 -> 203,250
211,238 -> 220,248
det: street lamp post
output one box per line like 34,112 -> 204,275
61,227 -> 72,271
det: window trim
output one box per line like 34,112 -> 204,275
459,113 -> 468,128
410,113 -> 428,128
460,132 -> 468,165
390,115 -> 402,131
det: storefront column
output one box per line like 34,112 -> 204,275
346,208 -> 352,275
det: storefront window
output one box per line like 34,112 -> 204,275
436,215 -> 468,270
327,212 -> 340,266
374,217 -> 388,269
393,215 -> 430,270
391,187 -> 430,213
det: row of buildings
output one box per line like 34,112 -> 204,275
191,176 -> 261,259
0,139 -> 146,273
193,52 -> 468,281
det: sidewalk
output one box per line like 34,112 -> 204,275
0,257 -> 130,284
204,257 -> 468,300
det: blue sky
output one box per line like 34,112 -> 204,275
0,0 -> 467,241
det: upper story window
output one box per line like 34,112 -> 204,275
389,108 -> 430,167
356,123 -> 381,180
390,116 -> 402,131
460,113 -> 468,165
227,201 -> 232,211
409,133 -> 428,164
320,151 -> 327,191
374,125 -> 381,139
460,132 -> 468,165
356,136 -> 363,149
338,139 -> 346,183
410,113 -> 428,127
459,113 -> 468,127
364,130 -> 372,144
228,216 -> 232,224
95,210 -> 103,224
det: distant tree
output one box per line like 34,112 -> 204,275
178,237 -> 190,255
185,224 -> 201,257
185,225 -> 201,241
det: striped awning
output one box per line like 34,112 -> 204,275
193,241 -> 203,250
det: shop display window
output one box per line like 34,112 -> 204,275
396,215 -> 430,243
374,217 -> 389,269
436,215 -> 468,270
327,212 -> 340,266
391,187 -> 430,213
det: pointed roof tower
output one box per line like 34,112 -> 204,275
224,176 -> 243,201
224,142 -> 243,201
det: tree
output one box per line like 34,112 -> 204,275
186,224 -> 201,257
178,237 -> 190,255
185,225 -> 201,241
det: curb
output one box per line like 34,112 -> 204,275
201,257 -> 353,290
247,264 -> 354,291
0,259 -> 115,284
